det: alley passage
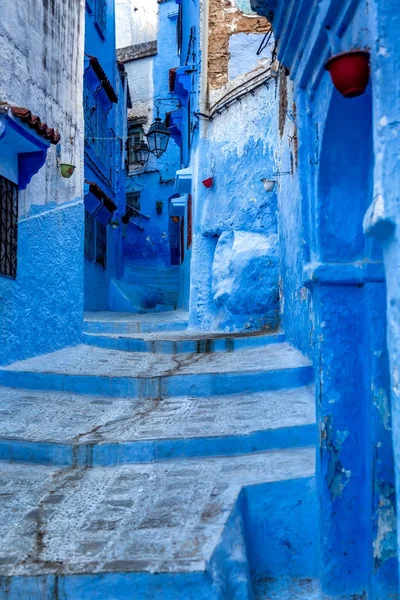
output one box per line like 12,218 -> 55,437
0,311 -> 315,599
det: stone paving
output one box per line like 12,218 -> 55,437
0,386 -> 314,444
0,448 -> 314,577
0,311 -> 317,597
0,343 -> 310,378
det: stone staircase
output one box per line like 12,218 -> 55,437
0,311 -> 318,599
110,265 -> 181,313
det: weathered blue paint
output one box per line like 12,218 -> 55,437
0,422 -> 316,468
249,0 -> 398,596
118,0 -> 186,312
82,330 -> 285,353
242,478 -> 318,581
189,86 -> 281,332
0,201 -> 84,365
0,1 -> 85,366
0,361 -> 313,400
84,0 -> 128,311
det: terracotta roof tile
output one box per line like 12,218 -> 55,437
10,106 -> 60,144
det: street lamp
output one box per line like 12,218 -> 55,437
146,118 -> 171,158
146,98 -> 181,159
133,140 -> 151,166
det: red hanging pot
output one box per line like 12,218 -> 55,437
202,177 -> 214,189
324,50 -> 370,98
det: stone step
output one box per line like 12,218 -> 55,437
0,343 -> 313,399
83,329 -> 285,354
84,310 -> 189,334
0,447 -> 315,600
0,386 -> 315,466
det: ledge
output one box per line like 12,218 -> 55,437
117,41 -> 158,63
175,167 -> 192,194
303,261 -> 386,288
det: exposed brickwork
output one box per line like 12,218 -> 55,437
208,0 -> 271,89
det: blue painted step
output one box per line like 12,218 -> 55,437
82,329 -> 286,354
0,448 -> 316,600
0,386 -> 315,466
84,310 -> 189,334
0,343 -> 313,398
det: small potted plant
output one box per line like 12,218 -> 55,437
324,50 -> 370,98
60,163 -> 76,179
156,201 -> 163,215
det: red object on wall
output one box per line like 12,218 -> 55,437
324,50 -> 370,98
202,177 -> 214,189
187,194 -> 192,249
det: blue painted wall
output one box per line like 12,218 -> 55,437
0,1 -> 85,365
119,0 -> 186,310
0,201 -> 84,365
84,0 -> 127,311
185,3 -> 279,332
249,0 -> 398,597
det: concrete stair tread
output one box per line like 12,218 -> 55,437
84,310 -> 189,333
0,343 -> 311,379
85,329 -> 283,342
84,310 -> 188,324
0,447 -> 315,577
0,386 -> 315,445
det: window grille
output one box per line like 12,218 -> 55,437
126,191 -> 141,212
84,85 -> 113,184
95,0 -> 107,39
95,220 -> 107,269
0,175 -> 18,279
84,210 -> 95,261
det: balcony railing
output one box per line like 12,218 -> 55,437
84,83 -> 114,185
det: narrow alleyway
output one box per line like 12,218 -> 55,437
0,311 -> 316,599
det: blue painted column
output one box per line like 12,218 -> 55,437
311,278 -> 372,596
307,86 -> 396,596
365,280 -> 398,598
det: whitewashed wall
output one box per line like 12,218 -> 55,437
116,0 -> 158,48
0,1 -> 85,214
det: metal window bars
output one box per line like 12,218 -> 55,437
0,175 -> 18,279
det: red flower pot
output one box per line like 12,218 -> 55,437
202,177 -> 214,189
324,50 -> 370,98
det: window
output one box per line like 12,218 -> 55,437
84,210 -> 95,261
95,221 -> 107,269
95,0 -> 107,39
84,84 -> 113,185
0,175 -> 18,279
126,191 -> 141,213
127,125 -> 144,167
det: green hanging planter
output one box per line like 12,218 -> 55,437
60,163 -> 76,179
